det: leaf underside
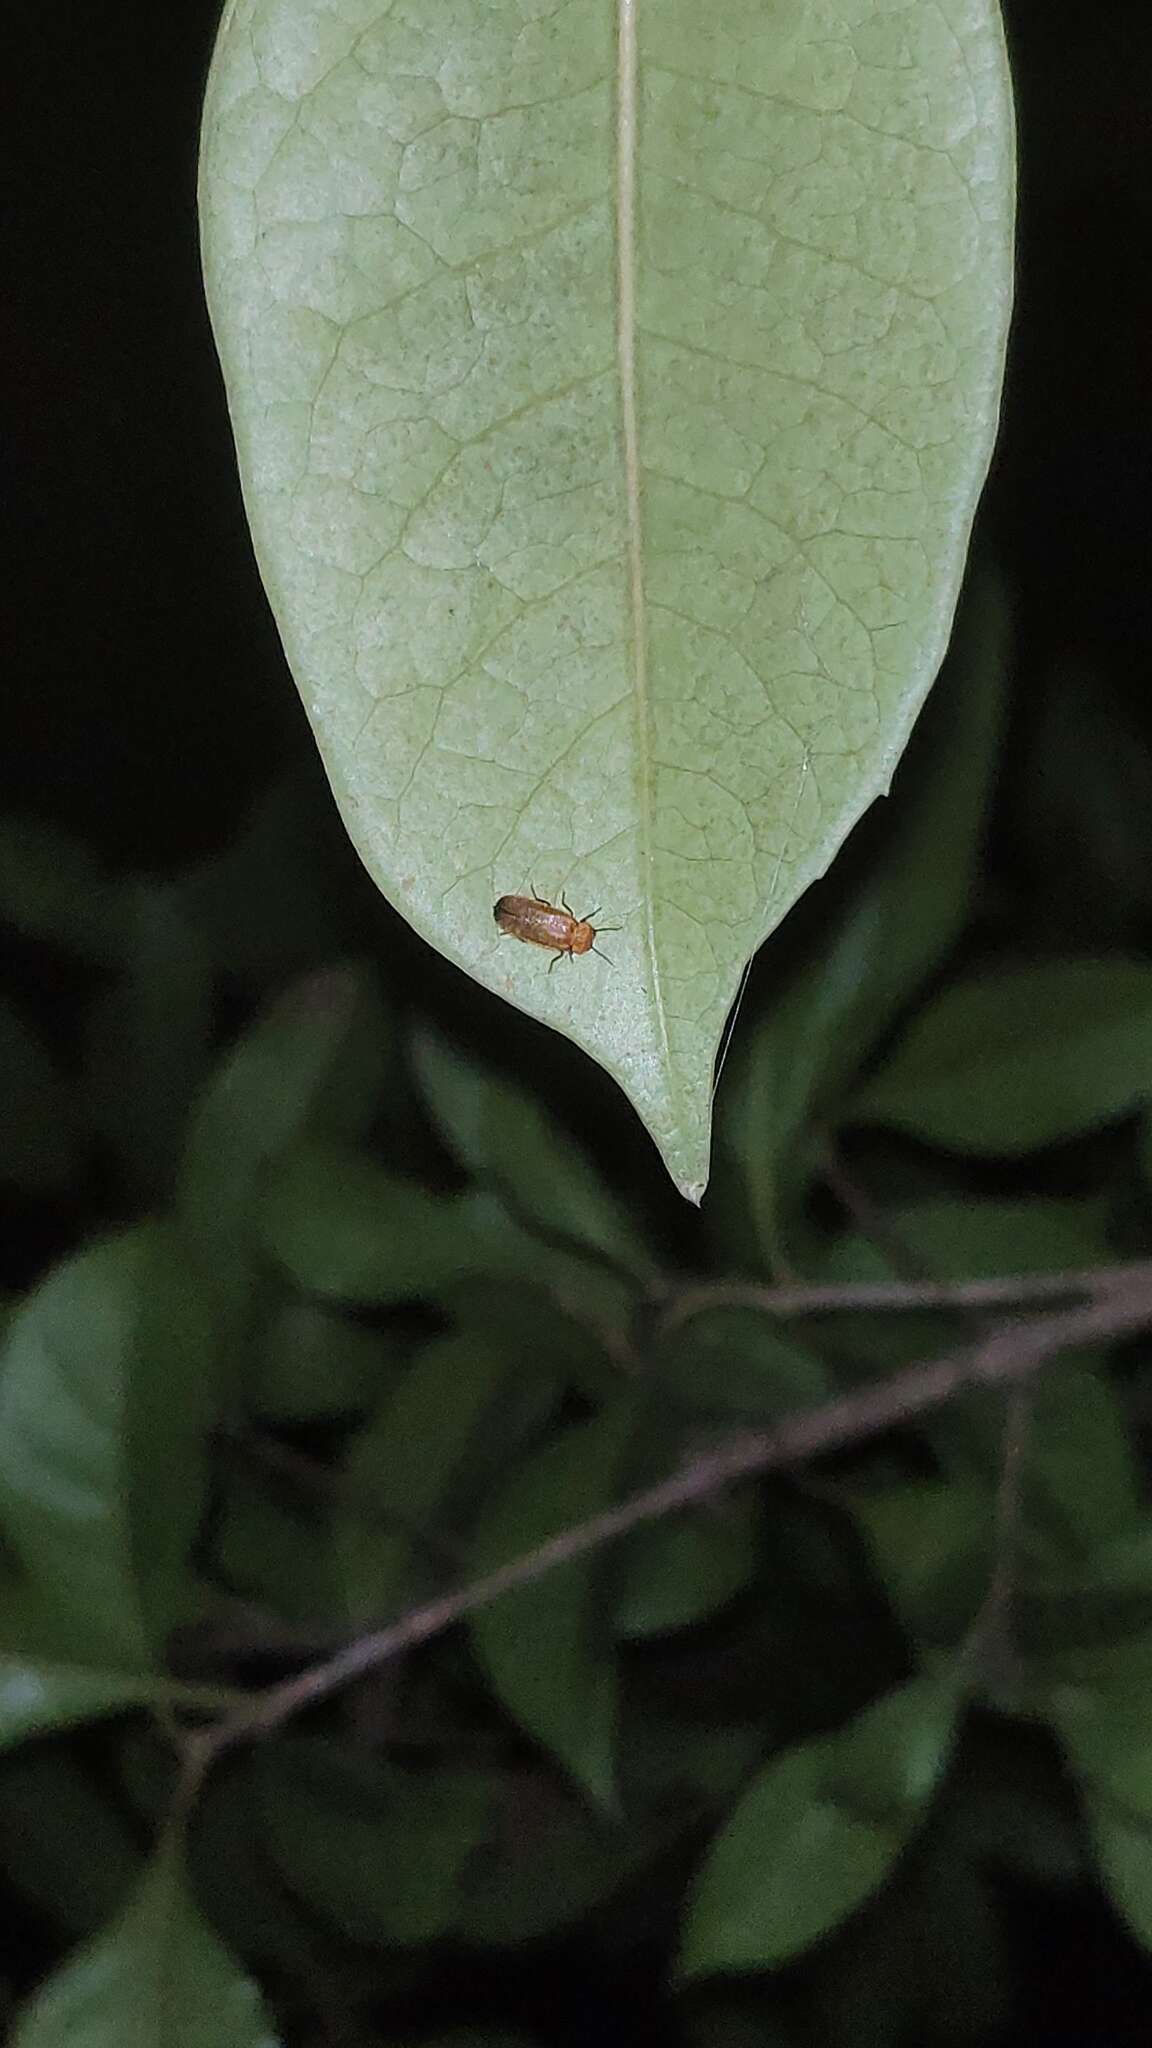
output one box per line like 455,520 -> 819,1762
199,0 -> 1014,1197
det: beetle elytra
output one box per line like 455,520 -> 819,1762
493,892 -> 619,970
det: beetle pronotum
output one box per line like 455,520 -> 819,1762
493,891 -> 619,970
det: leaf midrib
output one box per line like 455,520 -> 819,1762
615,0 -> 669,1072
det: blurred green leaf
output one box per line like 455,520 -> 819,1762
0,1660 -> 154,1750
413,1027 -> 655,1278
249,1298 -> 404,1420
0,1554 -> 226,1750
1025,1363 -> 1143,1559
0,999 -> 77,1195
882,1194 -> 1109,1279
181,771 -> 362,995
656,1308 -> 832,1420
682,1677 -> 958,1975
0,1654 -> 214,1754
613,1493 -> 757,1640
0,1744 -> 142,1940
813,1197 -> 1140,1564
810,1195 -> 1109,1379
458,1769 -> 644,1946
258,1139 -> 483,1304
1031,1623 -> 1152,1700
619,1701 -> 765,1817
1051,1681 -> 1152,1820
853,958 -> 1152,1154
212,1453 -> 334,1627
952,1714 -> 1082,1888
0,816 -> 126,965
849,1481 -> 993,1649
451,1192 -> 638,1358
9,1830 -> 279,2046
819,1832 -> 1010,2048
1019,662 -> 1152,946
1026,1522 -> 1152,1628
0,1227 -> 222,1664
335,1327 -> 562,1624
177,965 -> 391,1323
185,1763 -> 336,1982
712,565 -> 1007,1268
110,1723 -> 181,1832
256,1739 -> 495,1948
470,1402 -> 637,1808
82,882 -> 213,1203
1078,1795 -> 1152,1955
942,1352 -> 1141,1576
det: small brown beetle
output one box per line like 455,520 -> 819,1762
493,891 -> 618,971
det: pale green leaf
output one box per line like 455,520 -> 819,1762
9,1834 -> 280,2048
200,0 -> 1014,1198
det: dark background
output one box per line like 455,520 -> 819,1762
5,1 -> 1152,2040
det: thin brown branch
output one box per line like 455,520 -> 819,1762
198,1275 -> 1152,1763
658,1257 -> 1152,1332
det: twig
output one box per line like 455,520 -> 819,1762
658,1258 -> 1152,1332
196,1276 -> 1152,1762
